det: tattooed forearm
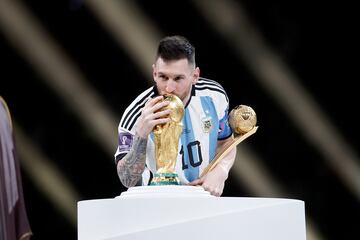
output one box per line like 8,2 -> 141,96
117,134 -> 147,188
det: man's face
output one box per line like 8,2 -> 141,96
153,57 -> 199,102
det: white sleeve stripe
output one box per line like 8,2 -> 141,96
119,87 -> 154,125
195,86 -> 229,103
120,89 -> 155,129
122,100 -> 146,130
120,89 -> 154,127
198,77 -> 225,91
197,78 -> 228,102
197,81 -> 225,91
127,110 -> 142,130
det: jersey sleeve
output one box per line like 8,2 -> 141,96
114,86 -> 155,164
114,126 -> 135,164
218,105 -> 232,140
217,103 -> 232,140
211,81 -> 232,140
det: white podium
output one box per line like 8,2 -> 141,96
78,186 -> 306,240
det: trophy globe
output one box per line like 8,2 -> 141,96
229,105 -> 257,135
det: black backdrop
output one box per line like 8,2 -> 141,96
1,0 -> 359,239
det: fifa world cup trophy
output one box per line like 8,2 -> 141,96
150,94 -> 184,185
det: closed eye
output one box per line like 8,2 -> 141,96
174,76 -> 185,81
159,74 -> 168,80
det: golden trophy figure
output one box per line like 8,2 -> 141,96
200,105 -> 258,177
150,94 -> 184,185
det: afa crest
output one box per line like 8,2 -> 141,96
201,115 -> 213,133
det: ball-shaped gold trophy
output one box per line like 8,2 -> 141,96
150,94 -> 185,185
200,105 -> 258,177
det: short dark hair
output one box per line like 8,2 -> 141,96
156,35 -> 196,66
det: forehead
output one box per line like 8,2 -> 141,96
154,57 -> 193,75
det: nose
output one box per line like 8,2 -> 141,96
165,80 -> 176,93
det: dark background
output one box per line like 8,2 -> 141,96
1,0 -> 359,239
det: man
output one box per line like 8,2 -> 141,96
114,35 -> 236,196
0,96 -> 32,240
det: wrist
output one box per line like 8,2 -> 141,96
212,163 -> 229,181
136,128 -> 148,139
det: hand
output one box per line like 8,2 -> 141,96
136,96 -> 171,138
188,165 -> 228,197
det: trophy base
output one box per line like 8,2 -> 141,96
150,173 -> 180,186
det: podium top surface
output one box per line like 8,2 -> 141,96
78,185 -> 304,204
77,186 -> 306,240
118,185 -> 213,198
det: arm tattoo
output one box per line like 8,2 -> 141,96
117,134 -> 147,188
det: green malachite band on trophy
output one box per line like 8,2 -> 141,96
150,173 -> 180,186
154,173 -> 178,177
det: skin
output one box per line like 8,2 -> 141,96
117,57 -> 236,196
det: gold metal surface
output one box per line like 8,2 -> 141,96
229,105 -> 257,135
151,94 -> 184,185
200,105 -> 258,177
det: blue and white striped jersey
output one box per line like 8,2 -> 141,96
115,77 -> 232,185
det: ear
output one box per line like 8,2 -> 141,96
192,67 -> 200,84
152,63 -> 157,82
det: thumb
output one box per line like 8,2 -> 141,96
188,178 -> 203,186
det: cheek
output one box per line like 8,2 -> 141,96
178,82 -> 191,94
155,80 -> 166,90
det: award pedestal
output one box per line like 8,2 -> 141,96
78,186 -> 306,240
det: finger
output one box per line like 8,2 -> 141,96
153,109 -> 172,119
142,97 -> 167,117
212,188 -> 222,197
202,185 -> 219,197
188,178 -> 203,186
144,108 -> 171,122
211,186 -> 223,197
146,96 -> 164,107
152,117 -> 171,126
151,100 -> 170,113
213,192 -> 221,197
